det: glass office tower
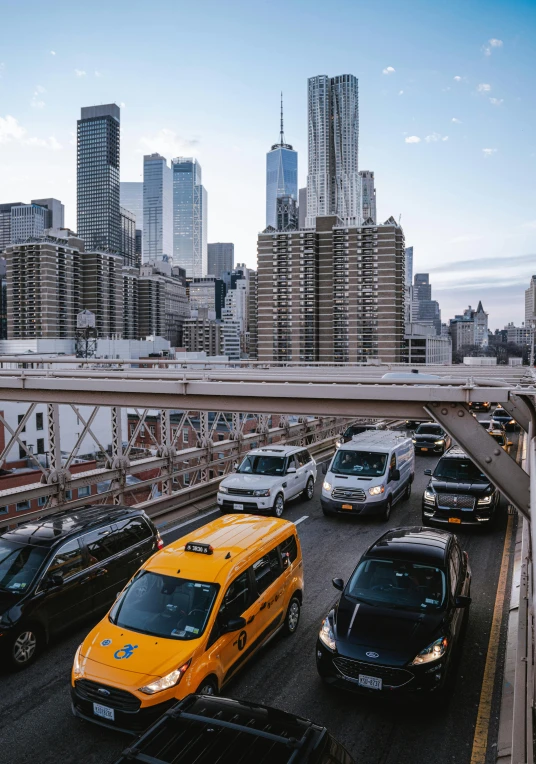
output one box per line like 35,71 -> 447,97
143,154 -> 172,263
265,96 -> 297,229
172,158 -> 207,278
120,182 -> 143,230
77,104 -> 121,251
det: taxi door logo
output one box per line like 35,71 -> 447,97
237,631 -> 247,651
114,643 -> 138,660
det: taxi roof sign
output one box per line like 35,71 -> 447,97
185,542 -> 214,555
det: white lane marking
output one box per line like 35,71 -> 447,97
347,603 -> 360,637
294,516 -> 309,526
160,508 -> 220,536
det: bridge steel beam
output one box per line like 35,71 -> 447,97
425,402 -> 530,519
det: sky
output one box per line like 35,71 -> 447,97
0,0 -> 535,330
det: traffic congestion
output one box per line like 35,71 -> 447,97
0,413 -> 518,763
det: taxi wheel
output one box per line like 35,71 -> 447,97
283,596 -> 301,636
196,677 -> 219,696
272,493 -> 285,518
10,625 -> 41,670
303,477 -> 314,501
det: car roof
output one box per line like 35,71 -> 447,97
440,446 -> 470,459
0,505 -> 146,548
337,430 -> 411,451
146,514 -> 295,585
245,445 -> 305,457
366,526 -> 452,566
415,422 -> 443,429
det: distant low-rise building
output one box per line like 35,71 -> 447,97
505,322 -> 532,345
404,322 -> 452,365
449,302 -> 488,351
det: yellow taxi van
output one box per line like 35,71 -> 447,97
71,513 -> 303,733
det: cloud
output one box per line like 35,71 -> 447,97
451,117 -> 462,124
522,221 -> 536,230
94,70 -> 103,77
477,83 -> 491,92
449,234 -> 485,244
483,38 -> 504,56
0,114 -> 61,150
30,85 -> 46,108
489,97 -> 503,106
138,128 -> 199,158
398,90 -> 404,95
453,75 -> 463,82
74,69 -> 86,77
425,132 -> 449,142
405,135 -> 421,144
431,252 -> 535,275
50,50 -> 56,56
382,66 -> 395,75
120,102 -> 126,108
0,62 -> 4,78
482,148 -> 497,156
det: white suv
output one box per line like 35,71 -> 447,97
217,446 -> 317,517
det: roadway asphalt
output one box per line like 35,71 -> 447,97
0,441 -> 515,764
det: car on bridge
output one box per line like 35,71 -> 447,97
490,407 -> 517,432
0,505 -> 162,670
217,445 -> 317,517
411,423 -> 452,455
335,421 -> 386,447
316,526 -> 471,699
71,514 -> 304,733
422,447 -> 500,527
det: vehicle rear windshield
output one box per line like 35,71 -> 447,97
493,409 -> 509,418
237,455 -> 286,475
110,571 -> 219,640
416,425 -> 443,435
347,558 -> 446,612
331,450 -> 387,477
433,458 -> 488,483
0,539 -> 48,593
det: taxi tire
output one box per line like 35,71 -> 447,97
283,596 -> 301,636
195,677 -> 219,696
9,624 -> 42,670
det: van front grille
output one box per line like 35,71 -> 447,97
332,488 -> 366,501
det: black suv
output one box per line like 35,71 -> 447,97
113,694 -> 355,764
422,447 -> 500,527
0,505 -> 162,669
412,423 -> 451,455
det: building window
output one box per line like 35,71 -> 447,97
19,442 -> 26,459
36,412 -> 44,431
38,496 -> 47,507
183,428 -> 189,444
16,500 -> 30,512
184,472 -> 190,485
0,506 -> 8,515
37,438 -> 45,455
78,486 -> 91,498
65,490 -> 72,500
17,414 -> 26,433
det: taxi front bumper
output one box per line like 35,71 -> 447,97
71,684 -> 174,734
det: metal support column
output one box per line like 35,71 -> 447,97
110,406 -> 128,505
160,409 -> 174,496
43,403 -> 71,507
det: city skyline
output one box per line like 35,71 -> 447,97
0,0 -> 535,326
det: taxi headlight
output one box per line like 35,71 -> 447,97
253,489 -> 271,497
73,644 -> 83,675
139,659 -> 191,694
477,494 -> 492,505
323,481 -> 332,492
319,616 -> 336,651
218,485 -> 228,494
411,637 -> 448,665
368,485 -> 385,496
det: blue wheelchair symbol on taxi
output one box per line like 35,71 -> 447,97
114,643 -> 138,660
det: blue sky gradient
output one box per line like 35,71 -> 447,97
1,0 -> 535,328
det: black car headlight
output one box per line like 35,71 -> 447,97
411,637 -> 448,665
319,616 -> 336,651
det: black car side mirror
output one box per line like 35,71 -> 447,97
455,595 -> 471,608
332,577 -> 344,591
424,469 -> 432,476
48,572 -> 64,588
223,616 -> 246,633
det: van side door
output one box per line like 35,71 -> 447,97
388,452 -> 401,499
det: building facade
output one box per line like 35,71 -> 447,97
172,157 -> 207,278
411,273 -> 441,335
188,276 -> 226,319
258,215 -> 405,363
81,251 -> 124,338
306,75 -> 360,227
404,322 -> 452,365
265,97 -> 297,229
143,154 -> 172,263
359,171 -> 376,223
298,187 -> 307,230
276,195 -> 298,231
138,261 -> 188,346
525,276 -> 536,328
405,245 -> 413,287
77,104 -> 121,252
449,302 -> 489,351
183,307 -> 222,355
120,182 -> 143,231
505,322 -> 531,345
120,206 -> 136,267
207,242 -> 234,278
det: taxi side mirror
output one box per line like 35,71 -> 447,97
223,616 -> 246,633
332,577 -> 344,591
424,469 -> 432,476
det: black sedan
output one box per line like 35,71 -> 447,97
490,407 -> 517,432
316,527 -> 471,699
412,423 -> 452,454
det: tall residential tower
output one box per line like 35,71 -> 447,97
143,153 -> 172,263
172,157 -> 207,278
265,95 -> 297,229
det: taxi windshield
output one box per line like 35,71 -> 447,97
110,571 -> 219,640
347,558 -> 446,612
0,539 -> 48,593
331,450 -> 387,477
237,455 -> 286,476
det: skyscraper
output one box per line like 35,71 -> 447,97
298,187 -> 307,229
120,206 -> 136,268
405,245 -> 413,287
359,171 -> 376,222
143,154 -> 172,263
77,104 -> 121,252
172,157 -> 207,278
120,182 -> 143,232
265,95 -> 297,229
306,74 -> 360,227
207,242 -> 234,278
1,199 -> 63,251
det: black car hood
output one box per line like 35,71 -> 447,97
414,433 -> 443,441
430,479 -> 490,495
334,596 -> 444,666
0,590 -> 23,615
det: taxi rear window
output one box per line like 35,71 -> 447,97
110,571 -> 219,640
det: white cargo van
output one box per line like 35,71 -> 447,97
321,431 -> 415,522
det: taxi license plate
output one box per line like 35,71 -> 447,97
341,504 -> 353,510
233,503 -> 244,511
449,517 -> 462,524
421,447 -> 428,451
93,703 -> 114,721
358,674 -> 382,690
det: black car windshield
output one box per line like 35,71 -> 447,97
433,458 -> 488,483
237,455 -> 286,475
415,425 -> 443,435
110,571 -> 219,640
331,450 -> 387,477
0,540 -> 48,593
346,558 -> 446,611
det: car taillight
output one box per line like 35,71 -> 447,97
156,532 -> 164,550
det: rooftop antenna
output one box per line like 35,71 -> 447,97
280,92 -> 285,145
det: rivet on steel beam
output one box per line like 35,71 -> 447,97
457,410 -> 465,417
485,457 -> 492,463
493,449 -> 501,456
441,409 -> 448,415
